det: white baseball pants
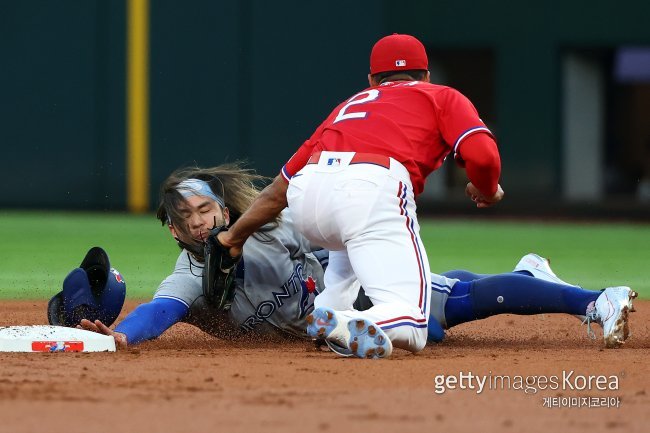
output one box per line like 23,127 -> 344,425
287,151 -> 431,352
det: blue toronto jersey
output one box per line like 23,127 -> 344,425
120,210 -> 325,343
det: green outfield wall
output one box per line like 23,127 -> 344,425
2,0 -> 649,210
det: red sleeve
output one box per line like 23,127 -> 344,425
456,132 -> 501,196
437,88 -> 493,152
281,140 -> 317,182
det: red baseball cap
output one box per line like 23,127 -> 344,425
370,33 -> 428,75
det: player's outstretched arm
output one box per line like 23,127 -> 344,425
218,174 -> 288,256
78,319 -> 128,349
79,298 -> 188,349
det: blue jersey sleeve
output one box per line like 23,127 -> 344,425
114,297 -> 189,345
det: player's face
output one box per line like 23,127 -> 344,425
169,195 -> 230,243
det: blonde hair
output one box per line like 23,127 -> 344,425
156,163 -> 278,251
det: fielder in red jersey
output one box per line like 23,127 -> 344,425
219,34 -> 504,359
282,80 -> 496,198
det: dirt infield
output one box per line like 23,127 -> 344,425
1,300 -> 648,433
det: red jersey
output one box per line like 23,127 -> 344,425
281,81 -> 494,196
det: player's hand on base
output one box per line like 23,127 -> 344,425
465,182 -> 504,208
78,319 -> 128,349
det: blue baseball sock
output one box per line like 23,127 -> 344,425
442,281 -> 475,328
444,273 -> 601,328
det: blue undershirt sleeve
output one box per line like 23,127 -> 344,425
114,297 -> 189,345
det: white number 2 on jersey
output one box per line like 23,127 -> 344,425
333,89 -> 380,124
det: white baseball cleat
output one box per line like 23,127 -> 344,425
306,307 -> 392,359
513,253 -> 573,286
584,286 -> 638,348
306,307 -> 351,350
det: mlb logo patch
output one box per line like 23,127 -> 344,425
32,341 -> 84,352
327,158 -> 341,166
395,59 -> 406,67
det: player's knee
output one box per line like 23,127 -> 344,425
386,325 -> 428,353
412,327 -> 429,352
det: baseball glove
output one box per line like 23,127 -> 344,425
202,226 -> 241,310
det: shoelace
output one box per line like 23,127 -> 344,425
582,310 -> 600,340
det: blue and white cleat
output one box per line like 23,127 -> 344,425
585,286 -> 638,348
347,318 -> 392,359
306,307 -> 351,349
306,307 -> 392,359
